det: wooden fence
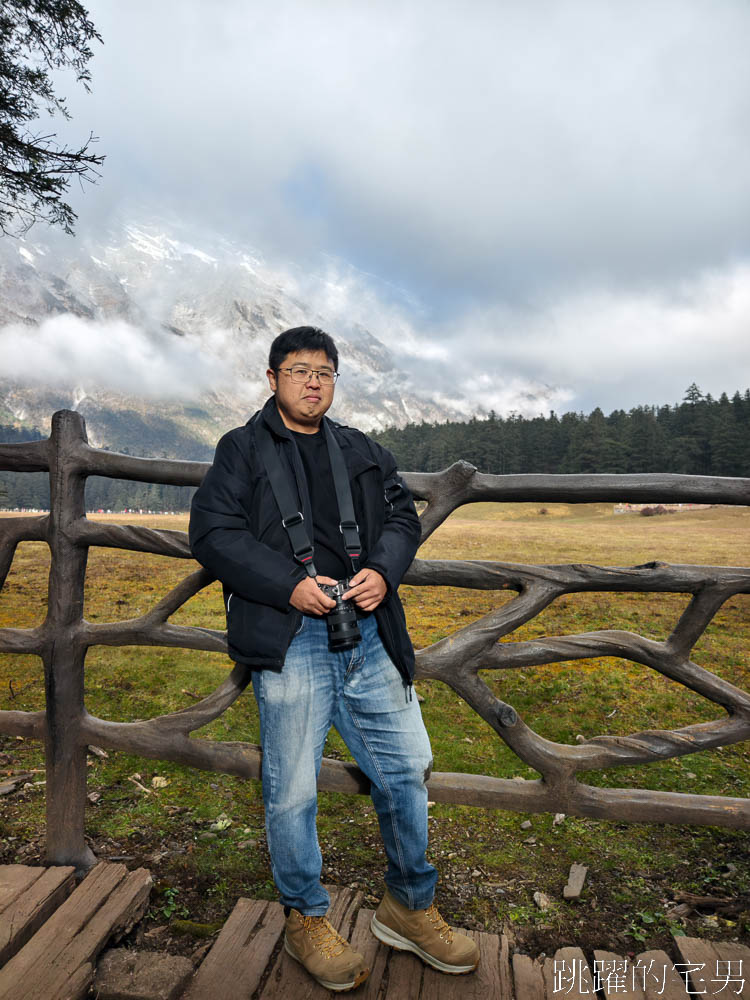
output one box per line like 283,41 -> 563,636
1,409 -> 749,871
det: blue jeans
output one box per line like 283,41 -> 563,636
251,613 -> 437,915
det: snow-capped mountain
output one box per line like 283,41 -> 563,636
0,220 -> 465,456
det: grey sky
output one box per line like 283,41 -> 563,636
53,0 -> 750,412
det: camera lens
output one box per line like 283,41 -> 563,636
321,579 -> 361,652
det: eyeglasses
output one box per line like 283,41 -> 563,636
278,365 -> 340,385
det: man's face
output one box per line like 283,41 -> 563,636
267,349 -> 336,432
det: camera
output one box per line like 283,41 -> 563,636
317,578 -> 361,652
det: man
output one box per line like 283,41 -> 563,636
190,326 -> 479,992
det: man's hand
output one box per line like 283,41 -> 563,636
343,570 -> 387,612
290,575 -> 337,615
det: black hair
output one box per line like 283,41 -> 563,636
268,326 -> 339,372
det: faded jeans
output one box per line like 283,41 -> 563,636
251,613 -> 437,915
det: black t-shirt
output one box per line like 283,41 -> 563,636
290,428 -> 350,582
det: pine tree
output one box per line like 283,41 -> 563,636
711,393 -> 743,475
0,0 -> 104,234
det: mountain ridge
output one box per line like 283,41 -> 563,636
0,220 -> 477,456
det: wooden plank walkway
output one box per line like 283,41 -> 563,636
0,864 -> 76,967
2,866 -> 750,1000
0,863 -> 151,1000
176,892 -> 750,1000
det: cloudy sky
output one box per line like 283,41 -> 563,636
48,0 -> 750,414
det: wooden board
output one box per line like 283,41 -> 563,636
0,865 -> 76,967
182,899 -> 285,1000
348,907 -> 391,1000
544,947 -> 595,1000
0,862 -> 151,1000
713,942 -> 750,1000
498,933 -> 513,1000
384,951 -> 424,1000
421,930 -> 509,999
513,954 -> 545,1000
0,866 -> 43,911
636,949 -> 690,1000
675,937 -> 750,1000
593,949 -> 647,1000
674,938 -> 722,997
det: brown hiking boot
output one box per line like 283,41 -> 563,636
284,909 -> 370,992
370,890 -> 480,974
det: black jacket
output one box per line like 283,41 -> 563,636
189,397 -> 421,681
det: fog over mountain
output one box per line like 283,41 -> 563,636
0,219 -> 568,455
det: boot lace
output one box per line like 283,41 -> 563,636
301,915 -> 348,959
425,903 -> 454,943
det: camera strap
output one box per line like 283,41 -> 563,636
255,416 -> 362,577
255,421 -> 318,577
323,419 -> 361,574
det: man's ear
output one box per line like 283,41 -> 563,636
266,367 -> 277,391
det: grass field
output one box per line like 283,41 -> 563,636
1,503 -> 749,954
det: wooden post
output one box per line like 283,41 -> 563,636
43,411 -> 96,870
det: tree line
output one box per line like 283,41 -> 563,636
372,385 -> 750,477
0,423 -> 196,511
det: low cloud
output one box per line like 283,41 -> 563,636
301,252 -> 750,416
0,315 -> 235,399
447,262 -> 750,411
441,376 -> 575,419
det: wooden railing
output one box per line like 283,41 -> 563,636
1,410 -> 749,870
